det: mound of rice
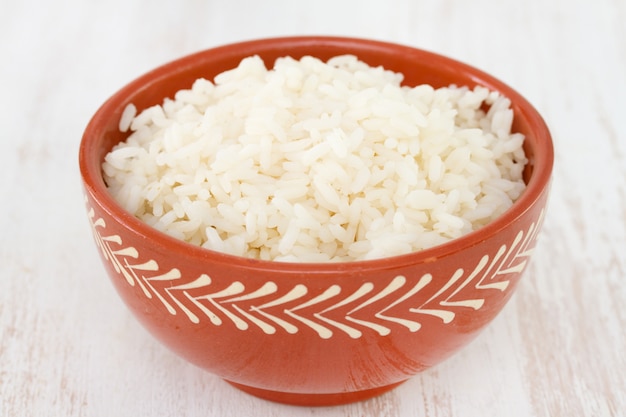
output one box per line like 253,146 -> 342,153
102,54 -> 527,262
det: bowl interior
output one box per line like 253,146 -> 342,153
81,36 -> 553,268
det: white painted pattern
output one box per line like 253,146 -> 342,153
88,206 -> 544,339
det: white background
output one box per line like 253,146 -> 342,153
1,0 -> 624,416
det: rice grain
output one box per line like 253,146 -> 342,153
103,54 -> 528,262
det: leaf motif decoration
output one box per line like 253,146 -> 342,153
87,205 -> 544,339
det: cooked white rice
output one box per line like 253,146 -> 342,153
102,54 -> 527,262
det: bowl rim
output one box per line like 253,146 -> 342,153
79,35 -> 554,273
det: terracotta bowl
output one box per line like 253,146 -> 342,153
79,36 -> 553,406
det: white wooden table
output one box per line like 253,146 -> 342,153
1,1 -> 624,416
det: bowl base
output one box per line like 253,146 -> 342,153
224,379 -> 407,406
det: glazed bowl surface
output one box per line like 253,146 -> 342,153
79,36 -> 553,406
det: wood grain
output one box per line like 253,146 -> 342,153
1,0 -> 624,416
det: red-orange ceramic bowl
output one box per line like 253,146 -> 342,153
79,36 -> 553,406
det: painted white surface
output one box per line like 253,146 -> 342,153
1,0 -> 624,416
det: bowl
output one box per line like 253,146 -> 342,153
79,36 -> 553,406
